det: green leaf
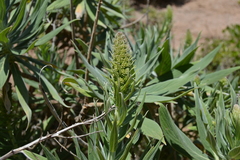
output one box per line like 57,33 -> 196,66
88,123 -> 101,160
15,87 -> 32,129
228,146 -> 240,159
14,58 -> 71,108
134,95 -> 174,103
96,147 -> 106,160
133,89 -> 194,103
76,38 -> 88,53
85,0 -> 106,28
20,39 -> 38,55
120,93 -> 145,142
42,116 -> 53,131
0,56 -> 9,89
26,0 -> 48,32
12,64 -> 31,129
0,27 -> 11,44
11,0 -> 27,31
62,76 -> 104,99
142,141 -> 161,160
200,66 -> 240,86
47,0 -> 70,11
69,82 -> 92,97
119,130 -> 140,160
62,77 -> 92,97
185,45 -> 221,74
140,71 -> 196,95
173,35 -> 200,69
22,150 -> 47,160
117,92 -> 127,126
0,0 -> 6,30
155,40 -> 172,76
73,42 -> 109,87
141,118 -> 164,141
36,19 -> 78,46
39,74 -> 71,108
159,105 -> 209,159
101,1 -> 124,19
73,136 -> 87,160
215,91 -> 228,158
41,144 -> 59,160
109,120 -> 118,153
135,49 -> 162,81
194,87 -> 217,158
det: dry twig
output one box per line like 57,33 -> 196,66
0,110 -> 112,160
84,0 -> 103,104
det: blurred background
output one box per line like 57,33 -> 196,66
132,0 -> 240,50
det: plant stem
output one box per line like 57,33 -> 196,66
70,0 -> 80,69
84,0 -> 102,104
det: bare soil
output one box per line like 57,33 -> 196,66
171,0 -> 240,49
132,0 -> 240,50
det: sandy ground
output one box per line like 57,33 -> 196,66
171,0 -> 240,49
132,0 -> 240,50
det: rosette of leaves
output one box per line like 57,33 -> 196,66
0,0 -> 75,128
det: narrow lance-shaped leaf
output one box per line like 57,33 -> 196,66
15,87 -> 32,129
135,49 -> 162,81
194,87 -> 218,159
101,1 -> 125,19
140,70 -> 196,95
155,40 -> 172,76
61,77 -> 93,97
15,58 -> 72,108
119,130 -> 140,160
39,74 -> 71,108
173,34 -> 200,69
109,119 -> 118,153
0,27 -> 11,44
142,141 -> 161,160
0,0 -> 6,30
185,45 -> 221,74
76,38 -> 88,53
41,144 -> 59,160
159,104 -> 209,159
11,0 -> 27,31
85,0 -> 106,28
0,55 -> 9,89
12,64 -> 32,129
30,0 -> 49,31
200,66 -> 240,86
73,41 -> 109,87
22,150 -> 47,160
36,19 -> 78,46
47,0 -> 70,11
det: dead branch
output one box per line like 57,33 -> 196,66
0,109 -> 113,160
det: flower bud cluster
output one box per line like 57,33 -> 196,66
110,32 -> 135,94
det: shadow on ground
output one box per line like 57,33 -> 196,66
133,0 -> 191,7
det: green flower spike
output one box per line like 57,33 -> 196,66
110,32 -> 135,96
108,32 -> 136,126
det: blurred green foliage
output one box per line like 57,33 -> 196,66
1,0 -> 240,160
201,24 -> 240,74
